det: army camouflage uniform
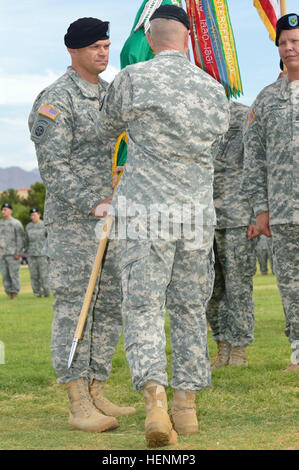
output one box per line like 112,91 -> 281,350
0,216 -> 25,295
28,67 -> 122,384
206,101 -> 256,348
242,76 -> 299,348
266,236 -> 274,274
256,234 -> 273,275
25,220 -> 50,296
98,50 -> 229,391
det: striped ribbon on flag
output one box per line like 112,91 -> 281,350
253,0 -> 280,41
133,0 -> 164,33
186,0 -> 243,99
186,1 -> 222,84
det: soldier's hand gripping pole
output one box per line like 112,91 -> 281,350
68,215 -> 114,369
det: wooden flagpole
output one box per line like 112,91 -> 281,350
280,0 -> 287,72
67,215 -> 114,369
280,0 -> 287,16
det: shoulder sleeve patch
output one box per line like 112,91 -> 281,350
39,104 -> 60,120
248,108 -> 255,124
30,103 -> 61,144
30,115 -> 54,144
30,118 -> 52,144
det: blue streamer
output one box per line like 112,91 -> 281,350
201,0 -> 230,96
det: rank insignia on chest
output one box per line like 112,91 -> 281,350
39,104 -> 60,120
248,108 -> 255,124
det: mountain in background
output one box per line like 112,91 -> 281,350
0,167 -> 42,190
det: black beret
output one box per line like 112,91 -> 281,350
2,202 -> 12,209
150,4 -> 190,30
276,13 -> 299,46
64,17 -> 110,49
30,208 -> 40,214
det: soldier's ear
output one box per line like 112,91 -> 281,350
146,33 -> 154,50
67,47 -> 78,60
184,30 -> 189,53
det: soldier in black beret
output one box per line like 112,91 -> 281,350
1,202 -> 12,210
25,207 -> 50,298
276,13 -> 299,74
0,201 -> 25,299
275,13 -> 299,46
29,208 -> 40,214
29,15 -> 136,433
242,13 -> 299,373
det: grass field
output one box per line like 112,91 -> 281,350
0,266 -> 298,451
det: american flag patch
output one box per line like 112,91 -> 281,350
39,104 -> 60,120
248,108 -> 255,124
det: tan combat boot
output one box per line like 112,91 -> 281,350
284,345 -> 299,372
284,363 -> 299,372
90,379 -> 136,417
8,293 -> 18,299
211,341 -> 231,370
66,378 -> 119,432
229,346 -> 248,366
170,389 -> 199,435
143,381 -> 177,448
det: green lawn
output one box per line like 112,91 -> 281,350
0,266 -> 298,450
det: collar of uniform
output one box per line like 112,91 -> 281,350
66,66 -> 106,98
154,50 -> 188,61
279,74 -> 291,100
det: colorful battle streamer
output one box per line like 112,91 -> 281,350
186,0 -> 243,98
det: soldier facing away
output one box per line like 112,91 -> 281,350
0,202 -> 25,299
97,5 -> 229,447
25,208 -> 50,297
29,17 -> 135,433
242,13 -> 299,372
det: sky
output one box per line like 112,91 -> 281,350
0,0 -> 298,171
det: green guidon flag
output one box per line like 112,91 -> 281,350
120,0 -> 182,67
112,0 -> 182,185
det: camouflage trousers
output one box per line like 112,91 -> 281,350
206,227 -> 256,347
271,224 -> 299,343
0,255 -> 21,294
27,255 -> 50,296
46,218 -> 122,384
120,226 -> 214,391
256,248 -> 269,275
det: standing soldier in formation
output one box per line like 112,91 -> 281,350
242,13 -> 299,372
29,17 -> 135,433
97,5 -> 229,447
206,101 -> 258,370
0,203 -> 25,299
25,208 -> 50,297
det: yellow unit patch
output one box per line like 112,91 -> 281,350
39,104 -> 60,120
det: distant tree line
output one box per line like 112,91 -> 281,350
0,182 -> 46,227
